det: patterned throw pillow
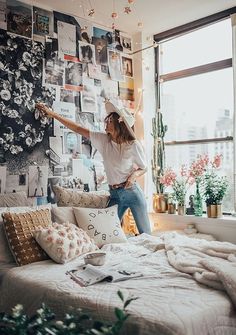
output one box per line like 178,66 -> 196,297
73,205 -> 127,248
53,186 -> 110,208
2,209 -> 52,266
33,222 -> 98,264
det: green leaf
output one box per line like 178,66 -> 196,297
117,290 -> 124,302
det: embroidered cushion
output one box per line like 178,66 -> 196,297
2,209 -> 51,266
53,186 -> 109,208
33,222 -> 98,264
73,205 -> 127,248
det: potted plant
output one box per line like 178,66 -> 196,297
201,171 -> 228,218
160,165 -> 193,215
151,109 -> 168,213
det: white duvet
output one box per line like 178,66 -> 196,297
1,233 -> 236,335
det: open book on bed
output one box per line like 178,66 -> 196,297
67,264 -> 143,286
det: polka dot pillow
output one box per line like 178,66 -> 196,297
33,222 -> 98,264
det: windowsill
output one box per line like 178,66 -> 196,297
150,212 -> 236,226
149,212 -> 236,243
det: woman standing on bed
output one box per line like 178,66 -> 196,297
36,100 -> 151,235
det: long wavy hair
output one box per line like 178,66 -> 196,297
104,112 -> 135,144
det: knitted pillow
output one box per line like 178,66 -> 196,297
54,186 -> 109,208
2,209 -> 52,266
73,205 -> 127,248
33,222 -> 98,264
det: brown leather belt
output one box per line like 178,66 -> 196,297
109,181 -> 126,190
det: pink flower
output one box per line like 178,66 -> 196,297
211,154 -> 222,169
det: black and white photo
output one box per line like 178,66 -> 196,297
81,84 -> 97,113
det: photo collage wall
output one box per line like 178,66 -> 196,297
0,0 -> 135,194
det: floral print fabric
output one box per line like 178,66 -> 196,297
0,29 -> 55,154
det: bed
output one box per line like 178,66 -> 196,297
1,232 -> 236,335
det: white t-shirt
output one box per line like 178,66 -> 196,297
90,131 -> 147,185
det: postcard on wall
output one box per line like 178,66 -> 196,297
93,26 -> 113,46
0,0 -> 6,30
101,78 -> 119,100
28,165 -> 48,197
119,77 -> 134,101
88,63 -> 101,80
49,136 -> 63,157
60,88 -> 74,103
92,36 -> 108,65
120,33 -> 132,53
81,84 -> 97,114
58,20 -> 76,58
121,56 -> 133,77
33,6 -> 53,37
44,56 -> 64,87
78,41 -> 96,76
108,50 -> 124,82
0,166 -> 6,194
6,0 -> 32,38
78,112 -> 94,130
63,130 -> 81,154
52,101 -> 76,136
64,54 -> 83,92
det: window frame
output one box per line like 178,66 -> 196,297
154,6 -> 236,213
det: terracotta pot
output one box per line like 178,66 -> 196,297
153,194 -> 168,213
207,204 -> 222,218
168,203 -> 176,214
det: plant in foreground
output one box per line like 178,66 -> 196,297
0,290 -> 138,335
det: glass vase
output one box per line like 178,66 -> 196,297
193,181 -> 203,216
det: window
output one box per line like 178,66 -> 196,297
154,10 -> 235,213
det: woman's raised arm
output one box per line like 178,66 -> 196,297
36,103 -> 90,139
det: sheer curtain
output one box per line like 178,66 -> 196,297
231,14 -> 236,211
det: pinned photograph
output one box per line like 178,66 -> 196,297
28,165 -> 48,197
0,0 -> 7,30
44,55 -> 64,86
114,29 -> 123,52
78,41 -> 95,75
88,63 -> 101,80
93,26 -> 113,46
52,101 -> 76,136
58,20 -> 76,58
7,0 -> 32,38
64,55 -> 83,91
60,88 -> 74,103
120,33 -> 132,52
63,130 -> 81,154
122,56 -> 133,77
108,50 -> 124,82
119,77 -> 134,101
33,6 -> 53,36
78,111 -> 94,129
92,36 -> 108,65
81,84 -> 97,113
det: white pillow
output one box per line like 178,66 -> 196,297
73,205 -> 127,248
51,207 -> 77,225
33,222 -> 98,264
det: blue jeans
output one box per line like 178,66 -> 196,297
107,183 -> 151,235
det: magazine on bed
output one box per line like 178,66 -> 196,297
67,264 -> 143,286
